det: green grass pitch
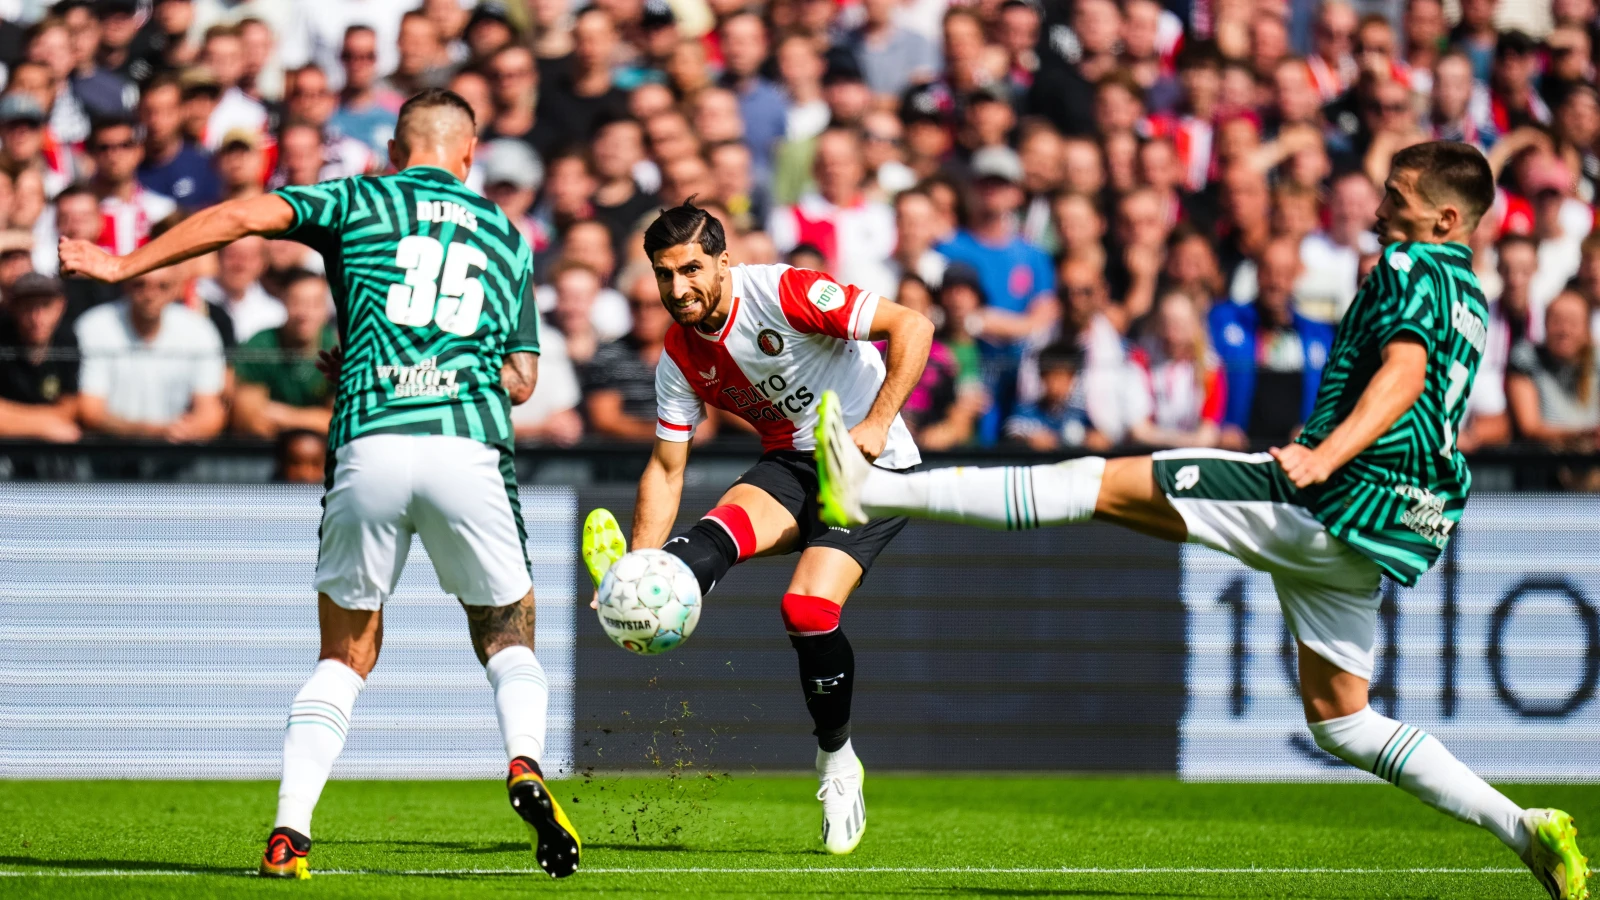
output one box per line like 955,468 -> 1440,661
2,777 -> 1593,898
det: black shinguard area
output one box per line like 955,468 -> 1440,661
790,629 -> 854,751
662,520 -> 740,595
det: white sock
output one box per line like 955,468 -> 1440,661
485,645 -> 549,764
275,659 -> 365,838
861,458 -> 1106,529
817,738 -> 858,776
1310,707 -> 1528,854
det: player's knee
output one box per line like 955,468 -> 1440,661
781,593 -> 841,636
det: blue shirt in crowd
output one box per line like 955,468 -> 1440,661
329,104 -> 397,156
936,230 -> 1054,317
137,143 -> 220,209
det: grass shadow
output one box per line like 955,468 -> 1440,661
0,855 -> 242,875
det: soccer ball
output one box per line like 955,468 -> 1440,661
596,549 -> 703,655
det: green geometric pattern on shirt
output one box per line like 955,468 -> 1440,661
1295,241 -> 1487,586
273,166 -> 539,451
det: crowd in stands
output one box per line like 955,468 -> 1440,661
1,0 -> 1599,468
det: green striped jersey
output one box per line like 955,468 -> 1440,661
1295,241 -> 1487,585
273,166 -> 539,451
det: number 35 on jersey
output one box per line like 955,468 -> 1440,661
387,235 -> 488,336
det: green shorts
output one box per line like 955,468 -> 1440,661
1152,449 -> 1385,680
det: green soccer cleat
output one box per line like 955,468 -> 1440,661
582,508 -> 627,589
1522,808 -> 1591,900
812,391 -> 872,529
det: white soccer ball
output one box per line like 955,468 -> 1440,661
596,549 -> 703,655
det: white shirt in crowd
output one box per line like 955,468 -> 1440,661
195,277 -> 287,343
1296,230 -> 1379,324
277,0 -> 405,89
203,87 -> 270,150
768,193 -> 899,298
75,301 -> 226,425
510,327 -> 582,430
534,284 -> 632,343
1529,198 -> 1594,322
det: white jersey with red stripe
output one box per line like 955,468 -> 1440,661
654,263 -> 921,471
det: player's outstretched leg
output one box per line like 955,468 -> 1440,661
661,503 -> 761,594
466,594 -> 580,878
583,508 -> 628,588
783,587 -> 866,854
1296,646 -> 1589,900
815,390 -> 1107,531
261,599 -> 376,879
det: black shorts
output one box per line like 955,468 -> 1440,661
732,450 -> 911,579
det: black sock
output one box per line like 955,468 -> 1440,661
790,629 -> 854,751
662,520 -> 740,595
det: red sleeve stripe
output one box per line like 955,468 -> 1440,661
657,418 -> 693,432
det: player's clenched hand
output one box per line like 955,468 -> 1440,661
848,419 -> 889,461
316,344 -> 344,382
1270,443 -> 1335,488
58,238 -> 122,282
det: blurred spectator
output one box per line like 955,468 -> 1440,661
466,2 -> 520,64
74,265 -> 226,442
232,269 -> 335,438
196,235 -> 283,343
591,116 -> 660,259
891,274 -> 984,450
1051,257 -> 1135,442
1469,32 -> 1548,140
719,12 -> 786,175
278,65 -> 375,177
96,0 -> 143,81
776,33 -> 827,145
1128,291 -> 1225,448
582,266 -> 676,442
1525,154 -> 1591,315
87,116 -> 177,256
449,69 -> 494,135
483,44 -> 558,161
708,141 -> 767,235
274,428 -> 327,483
1210,239 -> 1333,448
330,25 -> 401,155
1296,170 -> 1380,323
845,0 -> 937,100
1307,1 -> 1357,101
1004,342 -> 1104,451
537,7 -> 629,151
0,273 -> 81,442
199,24 -> 269,144
127,0 -> 201,82
1457,238 -> 1533,453
1030,0 -> 1121,137
889,188 -> 949,289
937,147 -> 1056,345
0,93 -> 53,189
236,17 -> 282,104
215,127 -> 267,201
769,126 -> 897,296
278,0 -> 402,82
1053,192 -> 1107,271
513,267 -> 588,446
384,11 -> 453,98
541,219 -> 630,341
481,139 -> 549,253
136,74 -> 220,209
1508,291 -> 1600,451
1424,52 -> 1480,144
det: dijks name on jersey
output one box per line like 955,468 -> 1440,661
721,371 -> 816,420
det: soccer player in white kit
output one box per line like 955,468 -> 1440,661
583,201 -> 933,854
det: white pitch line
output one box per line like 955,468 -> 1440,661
0,866 -> 1529,877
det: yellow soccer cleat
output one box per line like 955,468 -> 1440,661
582,508 -> 627,589
812,391 -> 872,529
1523,808 -> 1591,900
508,757 -> 581,878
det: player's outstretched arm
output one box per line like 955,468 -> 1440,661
853,299 -> 934,459
59,194 -> 295,283
632,437 -> 691,549
1272,335 -> 1428,488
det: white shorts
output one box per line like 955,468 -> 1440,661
1153,449 -> 1385,680
314,434 -> 533,611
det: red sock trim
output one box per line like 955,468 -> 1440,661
781,593 -> 841,636
703,505 -> 757,560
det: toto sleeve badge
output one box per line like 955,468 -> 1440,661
808,279 -> 845,312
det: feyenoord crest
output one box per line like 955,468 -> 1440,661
758,328 -> 784,356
